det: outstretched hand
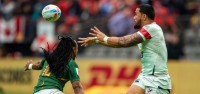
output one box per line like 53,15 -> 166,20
78,26 -> 107,47
89,26 -> 106,41
78,37 -> 97,47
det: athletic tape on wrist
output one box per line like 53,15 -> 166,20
103,36 -> 109,44
28,64 -> 33,70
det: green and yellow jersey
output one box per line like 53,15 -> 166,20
34,58 -> 80,93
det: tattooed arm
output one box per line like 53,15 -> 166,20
72,81 -> 84,94
78,26 -> 144,48
97,33 -> 143,48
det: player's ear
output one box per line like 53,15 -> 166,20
142,14 -> 147,21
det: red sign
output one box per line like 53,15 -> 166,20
86,65 -> 141,88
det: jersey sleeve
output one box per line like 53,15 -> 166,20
137,27 -> 152,41
68,60 -> 80,83
40,58 -> 46,67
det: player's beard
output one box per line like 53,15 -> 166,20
134,19 -> 142,29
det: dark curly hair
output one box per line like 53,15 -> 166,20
41,35 -> 76,77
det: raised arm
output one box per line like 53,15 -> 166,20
24,60 -> 43,71
72,81 -> 84,94
78,26 -> 143,48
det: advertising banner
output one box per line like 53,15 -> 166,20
0,58 -> 199,94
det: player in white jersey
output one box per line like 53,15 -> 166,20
78,4 -> 171,94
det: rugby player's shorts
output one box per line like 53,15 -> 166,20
34,89 -> 63,94
132,74 -> 172,94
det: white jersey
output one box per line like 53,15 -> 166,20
137,22 -> 168,76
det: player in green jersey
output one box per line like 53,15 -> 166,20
25,36 -> 84,94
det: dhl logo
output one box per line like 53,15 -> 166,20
85,65 -> 141,88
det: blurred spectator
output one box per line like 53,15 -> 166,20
154,0 -> 178,33
56,15 -> 80,36
57,23 -> 70,35
70,23 -> 82,39
190,10 -> 200,33
21,2 -> 37,43
0,0 -> 199,59
99,0 -> 125,16
69,0 -> 82,16
0,0 -> 15,20
108,6 -> 135,36
57,0 -> 71,16
81,0 -> 99,15
153,0 -> 185,60
99,0 -> 113,16
124,0 -> 138,13
58,0 -> 82,17
31,19 -> 56,56
189,1 -> 200,43
64,15 -> 79,26
32,0 -> 48,20
169,0 -> 187,14
165,33 -> 185,60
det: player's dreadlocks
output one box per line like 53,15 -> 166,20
41,35 -> 76,77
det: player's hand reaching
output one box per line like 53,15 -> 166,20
24,60 -> 33,71
89,26 -> 107,41
78,26 -> 107,47
78,37 -> 97,47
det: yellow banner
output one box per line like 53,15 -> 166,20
0,58 -> 200,94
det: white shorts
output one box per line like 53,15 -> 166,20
132,74 -> 172,94
34,89 -> 63,94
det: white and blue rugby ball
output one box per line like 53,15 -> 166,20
42,4 -> 61,22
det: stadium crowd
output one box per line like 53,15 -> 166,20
0,0 -> 199,60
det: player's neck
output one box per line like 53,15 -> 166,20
142,20 -> 154,26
